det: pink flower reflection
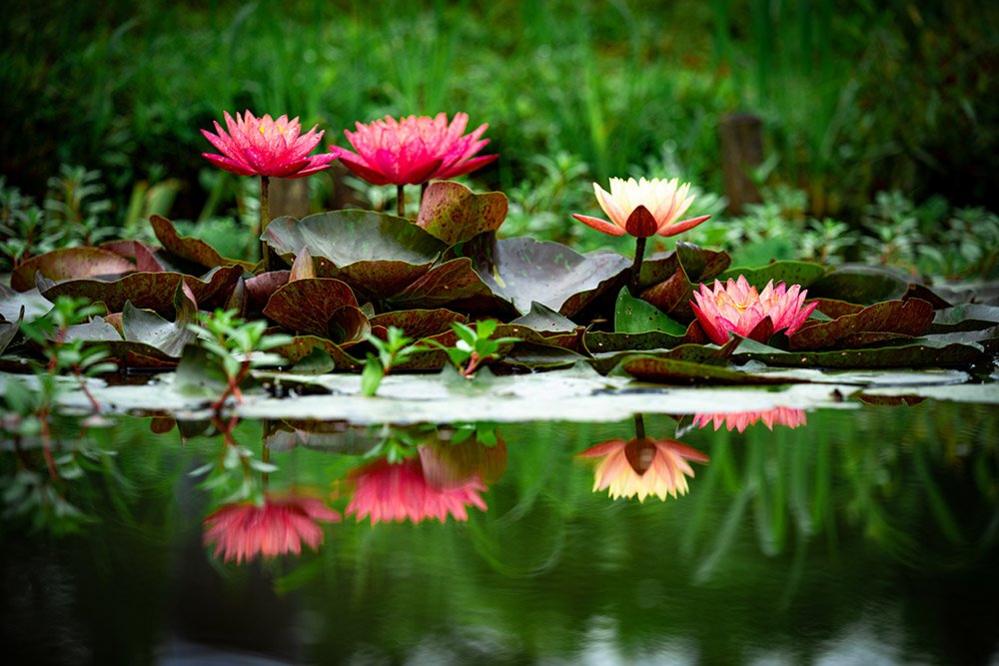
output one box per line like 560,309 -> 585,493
692,407 -> 808,433
580,438 -> 709,502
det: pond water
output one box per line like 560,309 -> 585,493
2,397 -> 998,664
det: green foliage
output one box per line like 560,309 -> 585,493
360,326 -> 426,397
430,320 -> 519,378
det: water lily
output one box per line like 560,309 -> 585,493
201,110 -> 336,266
346,449 -> 488,524
203,493 -> 340,564
572,177 -> 710,289
691,275 -> 818,345
579,438 -> 709,502
336,112 -> 497,216
692,407 -> 808,432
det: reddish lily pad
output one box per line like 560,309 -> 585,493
811,298 -> 864,319
262,278 -> 359,338
389,257 -> 515,315
263,210 -> 446,299
619,355 -> 794,385
639,267 -> 695,319
150,215 -> 254,270
469,236 -> 631,316
245,271 -> 290,315
272,336 -> 363,371
717,260 -> 827,289
639,243 -> 731,286
614,287 -> 686,335
369,309 -> 467,340
327,306 -> 371,346
101,240 -> 165,272
41,266 -> 243,317
733,338 -> 987,368
11,247 -> 135,292
510,302 -> 579,333
789,298 -> 934,350
416,181 -> 508,244
289,247 -> 316,281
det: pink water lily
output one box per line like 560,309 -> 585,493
337,112 -> 496,186
579,438 -> 709,502
201,110 -> 336,178
692,407 -> 808,433
203,493 -> 340,564
346,449 -> 488,524
572,177 -> 710,239
691,275 -> 818,345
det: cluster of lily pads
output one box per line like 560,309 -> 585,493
1,110 -> 997,393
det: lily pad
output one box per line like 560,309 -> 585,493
288,247 -> 316,281
733,338 -> 987,369
639,267 -> 695,319
262,278 -> 359,338
41,266 -> 244,317
619,355 -> 796,385
11,247 -> 135,292
100,239 -> 165,272
121,284 -> 198,357
245,271 -> 290,315
789,299 -> 934,350
388,257 -> 515,315
369,309 -> 467,340
717,260 -> 827,289
150,215 -> 254,270
0,307 -> 23,355
639,243 -> 731,286
0,286 -> 51,323
811,298 -> 864,319
930,304 -> 999,332
809,264 -> 910,305
614,287 -> 686,335
510,302 -> 579,333
469,236 -> 631,316
273,335 -> 363,371
263,210 -> 446,299
415,181 -> 508,244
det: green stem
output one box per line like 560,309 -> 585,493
396,184 -> 406,217
630,236 -> 647,293
259,175 -> 271,269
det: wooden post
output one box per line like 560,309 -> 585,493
718,113 -> 764,214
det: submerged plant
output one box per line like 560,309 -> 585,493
361,326 -> 426,397
187,309 -> 291,413
572,177 -> 710,289
430,320 -> 518,379
200,110 -> 337,264
335,112 -> 497,216
690,275 -> 817,345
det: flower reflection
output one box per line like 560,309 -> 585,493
346,441 -> 504,524
580,437 -> 709,502
692,407 -> 807,432
203,493 -> 340,564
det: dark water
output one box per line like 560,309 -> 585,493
2,401 -> 997,665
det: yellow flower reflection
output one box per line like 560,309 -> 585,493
580,438 -> 709,502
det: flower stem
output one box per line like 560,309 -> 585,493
629,236 -> 647,293
420,181 -> 428,205
633,413 -> 646,440
396,184 -> 406,217
259,175 -> 271,269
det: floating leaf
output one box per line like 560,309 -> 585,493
619,355 -> 795,385
41,266 -> 244,317
101,239 -> 165,272
469,236 -> 631,316
808,264 -> 910,305
11,247 -> 135,292
639,268 -> 694,318
327,306 -> 371,346
930,304 -> 999,332
789,299 -> 934,350
0,307 -> 23,354
510,302 -> 579,333
263,210 -> 446,299
121,283 -> 198,357
416,181 -> 508,244
288,247 -> 316,281
0,286 -> 51,323
63,317 -> 121,342
614,287 -> 686,334
389,257 -> 515,314
717,260 -> 827,289
369,309 -> 467,340
262,278 -> 359,337
245,271 -> 290,315
733,338 -> 987,368
150,215 -> 254,270
810,298 -> 864,319
272,335 -> 363,371
639,243 -> 731,286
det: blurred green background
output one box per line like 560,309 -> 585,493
2,0 -> 997,276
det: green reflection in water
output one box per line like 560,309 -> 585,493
1,401 -> 997,664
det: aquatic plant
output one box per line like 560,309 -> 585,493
690,275 -> 817,345
335,112 -> 497,215
572,177 -> 710,288
361,326 -> 427,397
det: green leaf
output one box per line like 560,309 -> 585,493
614,287 -> 686,335
361,358 -> 384,397
717,260 -> 827,289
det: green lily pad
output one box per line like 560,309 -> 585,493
369,309 -> 467,340
41,266 -> 244,317
263,210 -> 446,300
619,355 -> 796,385
150,215 -> 254,270
469,236 -> 631,316
809,264 -> 910,305
11,247 -> 135,292
930,304 -> 999,332
789,299 -> 934,350
262,278 -> 360,338
389,258 -> 515,314
614,287 -> 686,335
717,260 -> 827,289
415,181 -> 508,244
733,337 -> 987,369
